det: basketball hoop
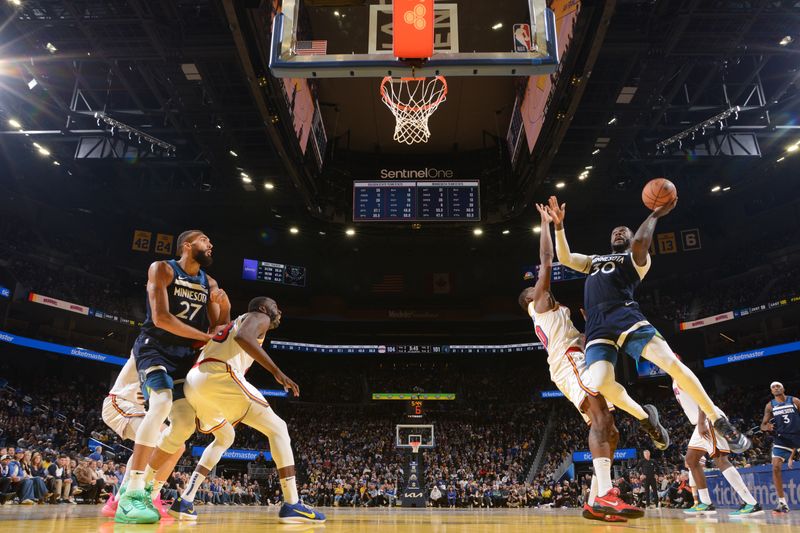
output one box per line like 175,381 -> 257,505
409,438 -> 422,454
380,76 -> 447,145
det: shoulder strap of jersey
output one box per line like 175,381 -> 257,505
165,259 -> 179,282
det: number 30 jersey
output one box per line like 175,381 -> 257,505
140,259 -> 210,347
583,252 -> 650,312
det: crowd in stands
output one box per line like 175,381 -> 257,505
2,349 -> 795,511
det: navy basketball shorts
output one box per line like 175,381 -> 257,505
584,302 -> 659,367
132,334 -> 197,401
772,435 -> 800,462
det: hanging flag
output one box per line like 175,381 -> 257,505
432,273 -> 451,294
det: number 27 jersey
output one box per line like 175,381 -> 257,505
140,259 -> 210,347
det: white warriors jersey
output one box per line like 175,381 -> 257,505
196,314 -> 266,376
527,302 -> 584,382
109,355 -> 143,406
673,380 -> 700,425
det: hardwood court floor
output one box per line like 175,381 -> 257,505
1,505 -> 799,533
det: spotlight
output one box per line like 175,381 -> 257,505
556,182 -> 565,189
37,146 -> 50,156
8,119 -> 21,128
779,36 -> 793,46
264,182 -> 275,190
491,22 -> 503,30
53,161 -> 60,166
473,228 -> 483,236
45,42 -> 57,54
345,228 -> 355,236
711,185 -> 721,192
533,226 -> 541,234
787,144 -> 799,152
502,229 -> 510,235
289,227 -> 299,234
722,186 -> 731,191
607,117 -> 617,125
777,157 -> 785,162
241,176 -> 252,184
592,149 -> 600,155
229,150 -> 238,157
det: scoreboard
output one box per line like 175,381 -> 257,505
242,259 -> 307,287
353,180 -> 480,222
528,262 -> 587,283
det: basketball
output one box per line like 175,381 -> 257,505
642,178 -> 677,211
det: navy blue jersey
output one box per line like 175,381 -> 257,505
140,259 -> 210,347
583,252 -> 649,312
772,396 -> 800,438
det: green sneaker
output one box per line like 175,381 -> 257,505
730,503 -> 764,517
683,502 -> 716,516
144,482 -> 159,514
115,489 -> 160,524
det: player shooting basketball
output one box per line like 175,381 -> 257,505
547,195 -> 751,454
519,204 -> 662,522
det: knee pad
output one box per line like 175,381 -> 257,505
198,423 -> 236,470
135,388 -> 173,447
157,399 -> 196,454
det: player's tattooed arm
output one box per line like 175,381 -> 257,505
206,275 -> 231,330
547,196 -> 592,274
148,261 -> 213,342
234,312 -> 300,397
761,402 -> 774,432
532,204 -> 555,313
631,197 -> 678,266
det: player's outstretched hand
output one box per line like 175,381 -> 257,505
535,203 -> 552,223
652,196 -> 678,218
547,196 -> 566,226
275,372 -> 300,397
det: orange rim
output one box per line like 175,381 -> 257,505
380,76 -> 448,113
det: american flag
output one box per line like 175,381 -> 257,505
371,274 -> 404,294
295,40 -> 328,55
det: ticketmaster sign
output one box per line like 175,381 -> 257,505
706,464 -> 800,509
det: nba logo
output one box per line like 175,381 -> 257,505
513,24 -> 532,52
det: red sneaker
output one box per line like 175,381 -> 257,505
153,495 -> 172,520
100,494 -> 118,518
583,503 -> 628,522
593,489 -> 645,519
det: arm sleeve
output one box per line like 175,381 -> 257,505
554,229 -> 593,274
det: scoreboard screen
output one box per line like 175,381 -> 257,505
353,180 -> 480,221
524,262 -> 587,283
242,259 -> 307,287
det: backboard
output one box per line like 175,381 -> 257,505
396,424 -> 435,449
270,0 -> 558,78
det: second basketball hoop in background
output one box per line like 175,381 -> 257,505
380,76 -> 448,145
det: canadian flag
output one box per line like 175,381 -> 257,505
432,273 -> 451,294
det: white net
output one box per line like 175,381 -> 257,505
380,76 -> 448,145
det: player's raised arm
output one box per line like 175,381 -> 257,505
531,204 -> 555,313
206,275 -> 231,330
761,401 -> 775,432
547,196 -> 592,274
147,261 -> 212,342
234,309 -> 300,397
631,197 -> 678,266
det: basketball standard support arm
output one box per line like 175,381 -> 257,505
268,4 -> 558,79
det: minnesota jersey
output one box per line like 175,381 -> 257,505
109,355 -> 143,406
140,259 -> 210,347
527,302 -> 583,382
196,314 -> 266,376
583,252 -> 650,312
772,396 -> 800,438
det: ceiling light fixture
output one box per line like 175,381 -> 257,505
533,226 -> 541,234
264,182 -> 275,190
345,228 -> 356,236
45,42 -> 57,53
711,185 -> 721,192
502,229 -> 510,235
607,117 -> 617,125
592,149 -> 600,155
289,227 -> 299,234
777,156 -> 785,162
8,119 -> 21,128
656,106 -> 740,152
473,228 -> 483,236
779,36 -> 793,46
786,144 -> 799,152
229,150 -> 238,157
492,22 -> 503,30
37,147 -> 50,156
556,182 -> 566,189
241,176 -> 252,184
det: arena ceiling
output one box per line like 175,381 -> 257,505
1,0 -> 799,236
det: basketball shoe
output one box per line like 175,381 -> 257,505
730,503 -> 764,517
278,501 -> 327,524
713,417 -> 751,453
593,488 -> 645,519
168,496 -> 198,520
582,503 -> 627,522
640,404 -> 670,451
115,488 -> 160,524
684,502 -> 717,515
